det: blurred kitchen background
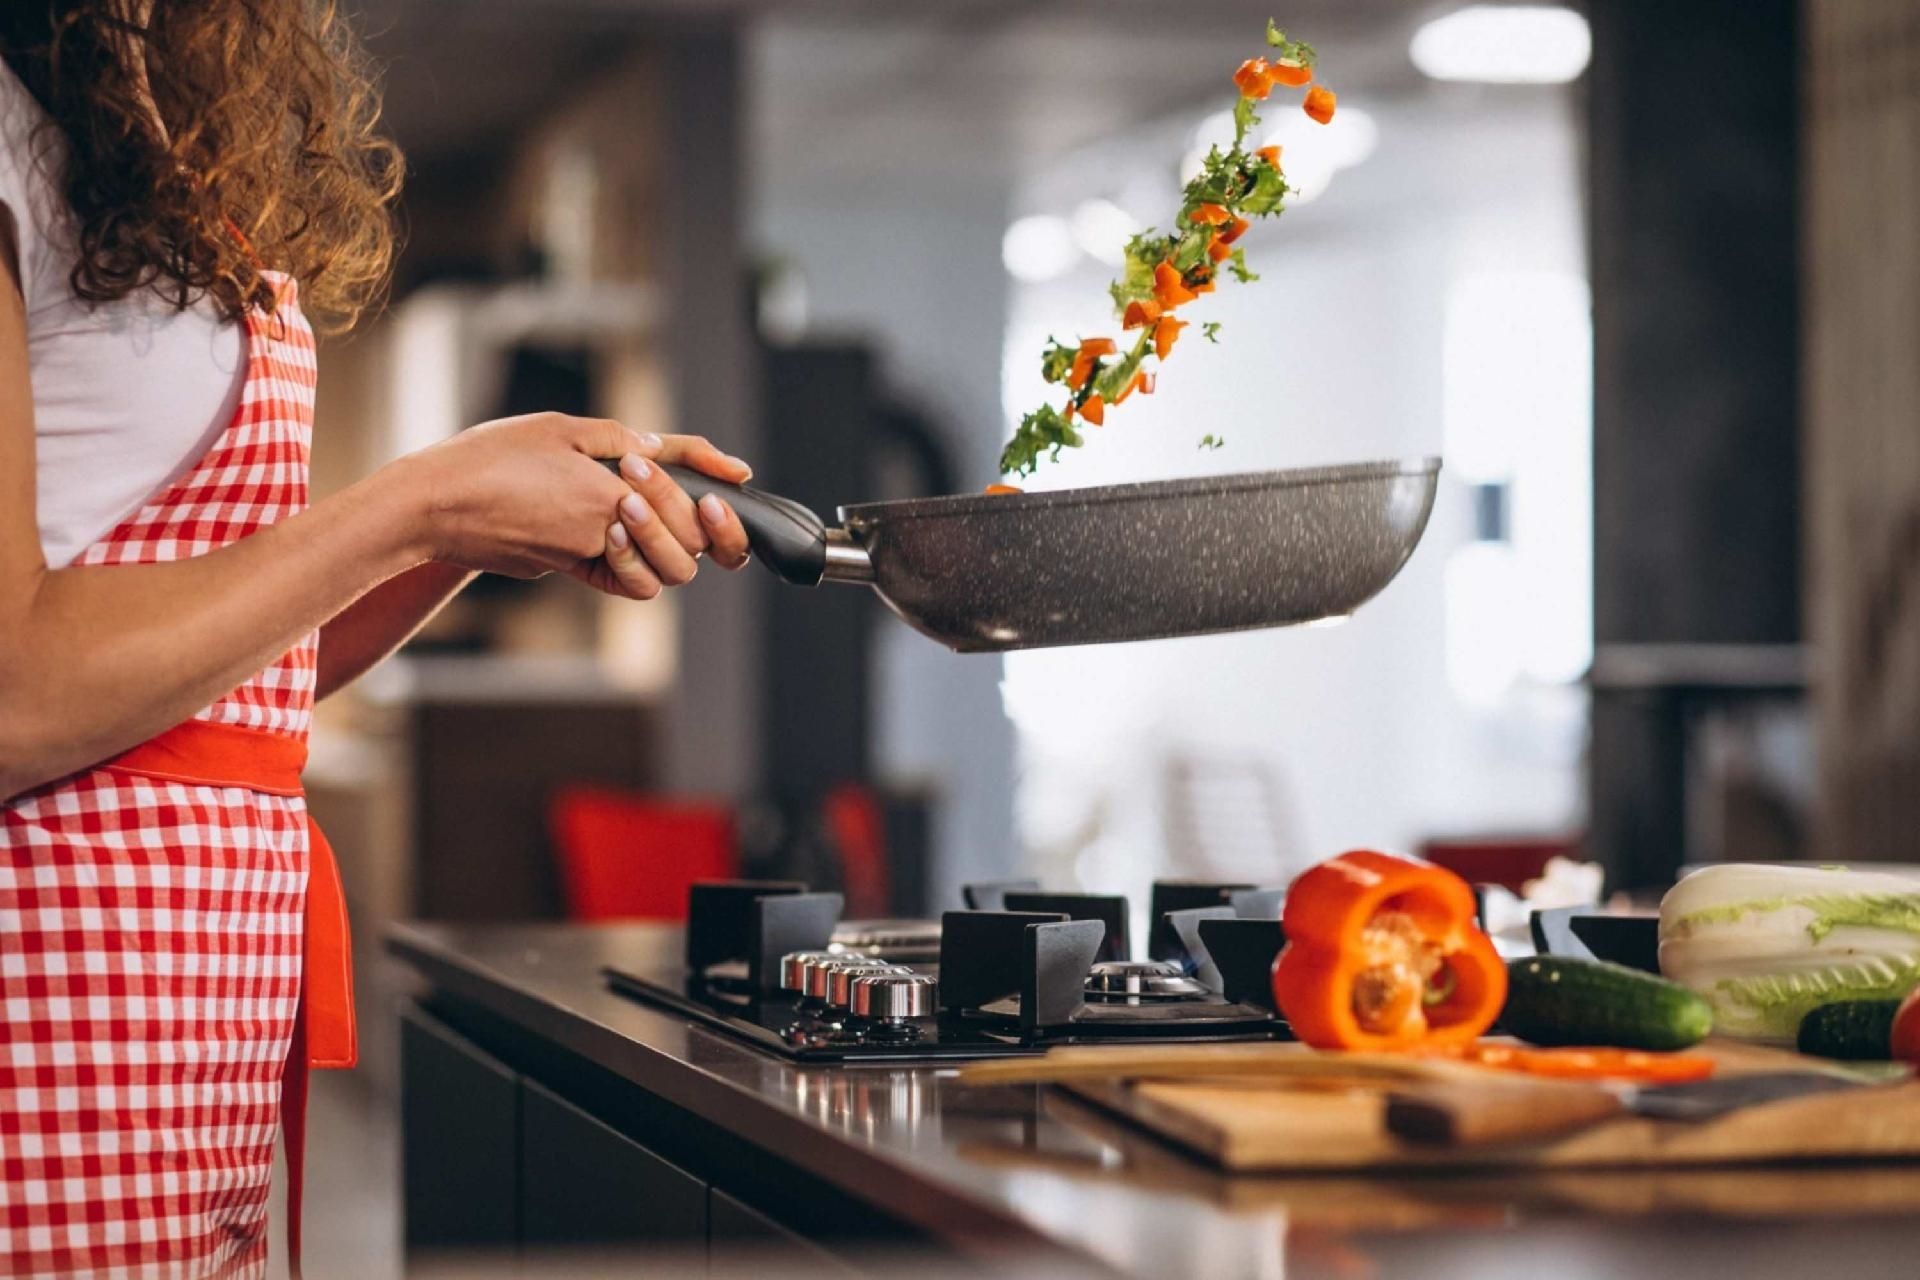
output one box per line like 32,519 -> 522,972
291,0 -> 1916,1270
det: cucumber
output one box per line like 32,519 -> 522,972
1797,999 -> 1901,1061
1502,956 -> 1713,1050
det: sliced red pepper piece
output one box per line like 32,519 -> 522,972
1207,240 -> 1231,264
1153,261 -> 1198,308
1153,315 -> 1187,361
1122,299 -> 1162,330
1272,850 -> 1507,1051
1112,371 -> 1154,405
1189,203 -> 1231,226
1446,1043 -> 1718,1084
1081,393 -> 1105,426
1065,351 -> 1097,390
1218,215 -> 1252,246
1233,58 -> 1274,100
1269,59 -> 1313,88
1304,84 -> 1337,125
1077,337 -> 1117,357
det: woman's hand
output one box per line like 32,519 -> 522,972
397,414 -> 752,592
584,435 -> 753,600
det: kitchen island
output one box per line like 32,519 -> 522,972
390,922 -> 1920,1280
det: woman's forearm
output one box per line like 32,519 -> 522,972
0,460 -> 431,800
315,560 -> 475,699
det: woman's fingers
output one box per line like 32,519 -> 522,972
617,491 -> 701,586
602,521 -> 662,599
618,452 -> 707,556
649,434 -> 753,483
699,494 -> 752,570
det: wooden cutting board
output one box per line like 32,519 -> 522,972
996,1042 -> 1920,1172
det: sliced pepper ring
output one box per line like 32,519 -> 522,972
1272,850 -> 1508,1051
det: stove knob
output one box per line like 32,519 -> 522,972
850,972 -> 936,1022
803,955 -> 890,1001
779,950 -> 843,993
826,963 -> 906,1009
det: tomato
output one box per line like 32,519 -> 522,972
1893,988 -> 1920,1065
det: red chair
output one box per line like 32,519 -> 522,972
822,783 -> 889,918
548,785 -> 739,922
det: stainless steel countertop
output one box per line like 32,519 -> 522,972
388,921 -> 1920,1280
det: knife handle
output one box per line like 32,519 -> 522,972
1387,1079 -> 1627,1147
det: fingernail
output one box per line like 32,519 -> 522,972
620,493 -> 650,523
727,455 -> 754,479
699,494 -> 727,525
621,454 -> 652,482
607,521 -> 629,551
638,432 -> 663,451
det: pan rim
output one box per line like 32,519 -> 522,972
838,455 -> 1441,524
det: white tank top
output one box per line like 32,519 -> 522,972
0,61 -> 246,569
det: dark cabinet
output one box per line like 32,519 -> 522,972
709,1188 -> 854,1275
520,1077 -> 708,1248
400,1007 -> 520,1250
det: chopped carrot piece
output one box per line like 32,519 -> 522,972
984,483 -> 1023,495
1207,239 -> 1231,263
1256,145 -> 1283,170
1153,261 -> 1198,308
1077,337 -> 1117,357
1081,393 -> 1106,426
1269,60 -> 1313,88
1122,298 -> 1163,330
1190,203 -> 1231,226
1218,215 -> 1251,246
1154,316 -> 1188,361
1233,58 -> 1273,100
1304,85 -> 1336,124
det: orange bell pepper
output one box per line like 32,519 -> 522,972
1153,315 -> 1187,361
1080,392 -> 1106,426
1077,337 -> 1117,357
1207,240 -> 1232,263
1271,850 -> 1507,1051
1233,58 -> 1274,100
1218,214 -> 1252,246
1153,261 -> 1198,308
1123,298 -> 1162,330
1304,84 -> 1337,125
1255,145 -> 1283,171
984,483 -> 1024,495
1269,59 -> 1313,88
1189,203 -> 1231,226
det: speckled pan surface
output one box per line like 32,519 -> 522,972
843,457 -> 1440,652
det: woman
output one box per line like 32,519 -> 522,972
0,3 -> 751,1274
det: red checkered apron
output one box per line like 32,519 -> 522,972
1,278 -> 334,1278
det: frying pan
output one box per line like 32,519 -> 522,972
636,457 -> 1440,653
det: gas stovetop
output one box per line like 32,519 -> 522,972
603,879 -> 1292,1063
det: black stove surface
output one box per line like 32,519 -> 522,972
603,966 -> 1039,1063
600,879 -> 1291,1064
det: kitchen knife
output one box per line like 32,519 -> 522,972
1386,1069 -> 1884,1147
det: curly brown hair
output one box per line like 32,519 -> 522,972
0,1 -> 403,334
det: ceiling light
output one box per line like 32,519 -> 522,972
1410,5 -> 1591,85
1070,199 -> 1139,266
1002,215 -> 1079,283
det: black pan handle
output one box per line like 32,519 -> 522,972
601,458 -> 829,586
